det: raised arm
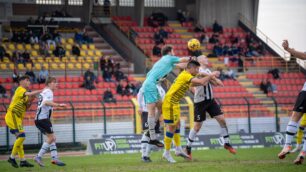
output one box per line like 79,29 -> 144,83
283,40 -> 306,60
25,90 -> 42,97
44,101 -> 66,107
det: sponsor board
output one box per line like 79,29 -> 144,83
87,132 -> 289,155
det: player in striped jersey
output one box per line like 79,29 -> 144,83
33,77 -> 67,167
5,75 -> 42,168
162,60 -> 219,163
278,40 -> 306,165
185,55 -> 236,159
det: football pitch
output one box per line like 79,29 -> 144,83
0,147 -> 305,172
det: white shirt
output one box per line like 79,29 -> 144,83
137,84 -> 165,112
35,88 -> 53,120
302,81 -> 306,91
194,67 -> 214,103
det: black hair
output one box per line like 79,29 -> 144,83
18,75 -> 30,82
161,45 -> 173,56
187,60 -> 200,68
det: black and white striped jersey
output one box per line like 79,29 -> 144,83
194,68 -> 214,103
35,88 -> 53,120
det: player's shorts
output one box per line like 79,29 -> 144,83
143,82 -> 160,104
141,111 -> 160,133
293,91 -> 306,113
35,119 -> 54,134
194,99 -> 223,122
162,102 -> 180,125
5,112 -> 24,133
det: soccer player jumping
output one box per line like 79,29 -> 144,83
142,45 -> 190,147
278,40 -> 306,165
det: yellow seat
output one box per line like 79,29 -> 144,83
31,51 -> 38,56
49,44 -> 55,51
34,44 -> 40,50
89,44 -> 95,50
37,57 -> 44,63
59,63 -> 65,69
70,56 -> 77,63
68,38 -> 74,44
45,57 -> 52,62
93,56 -> 100,62
62,57 -> 68,62
3,57 -> 10,63
25,44 -> 32,50
67,63 -> 74,69
75,63 -> 82,69
17,63 -> 25,70
6,50 -> 12,57
81,44 -> 88,50
77,57 -> 84,63
65,51 -> 70,57
66,44 -> 72,50
34,63 -> 41,70
87,50 -> 94,56
95,51 -> 102,56
83,63 -> 90,69
9,63 -> 15,70
25,63 -> 32,69
17,44 -> 23,50
8,43 -> 15,50
42,63 -> 49,69
61,38 -> 66,44
0,64 -> 7,70
85,58 -> 93,63
51,63 -> 58,70
80,51 -> 86,56
54,57 -> 60,63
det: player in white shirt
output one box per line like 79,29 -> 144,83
278,40 -> 306,165
34,77 -> 67,167
138,78 -> 166,162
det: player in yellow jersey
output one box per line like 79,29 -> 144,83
291,114 -> 306,153
162,60 -> 219,163
5,75 -> 42,168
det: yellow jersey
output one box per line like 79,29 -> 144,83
164,70 -> 194,104
7,86 -> 28,119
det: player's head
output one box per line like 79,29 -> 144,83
18,75 -> 31,89
197,55 -> 209,66
45,76 -> 58,90
186,60 -> 200,76
162,45 -> 174,56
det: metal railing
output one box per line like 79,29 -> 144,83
238,13 -> 291,61
0,96 -> 293,151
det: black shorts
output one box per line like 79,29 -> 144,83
293,91 -> 306,113
141,111 -> 160,133
35,119 -> 53,135
194,99 -> 223,122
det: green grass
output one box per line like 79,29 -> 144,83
0,148 -> 305,172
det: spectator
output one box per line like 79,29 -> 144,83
22,50 -> 33,66
39,43 -> 50,57
103,88 -> 116,103
199,33 -> 208,44
103,68 -> 112,82
0,83 -> 8,98
237,55 -> 244,72
213,44 -> 223,57
225,68 -> 237,80
53,45 -> 66,59
209,34 -> 219,44
113,68 -> 126,82
154,32 -> 164,45
152,44 -> 161,56
25,68 -> 36,83
216,67 -> 226,81
74,32 -> 83,44
29,30 -> 39,44
106,57 -> 114,73
116,82 -> 124,96
12,69 -> 20,83
10,82 -> 18,98
38,66 -> 49,84
148,15 -> 159,28
72,44 -> 80,56
82,68 -> 96,90
53,31 -> 62,44
212,20 -> 223,33
0,45 -> 6,62
103,0 -> 111,17
82,31 -> 93,44
159,27 -> 168,39
100,55 -> 107,71
268,68 -> 281,79
194,22 -> 204,32
124,82 -> 135,96
41,31 -> 56,48
260,79 -> 277,94
176,9 -> 186,23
